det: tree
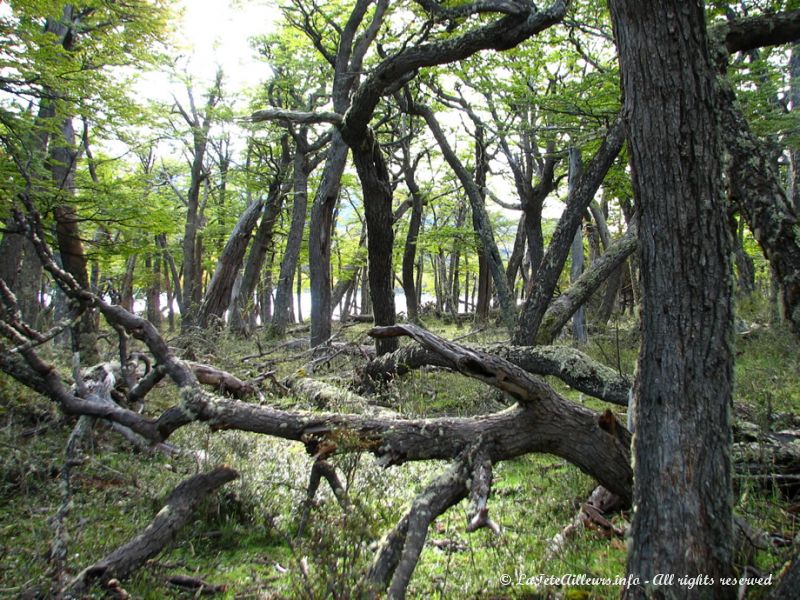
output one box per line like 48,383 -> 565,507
608,2 -> 736,596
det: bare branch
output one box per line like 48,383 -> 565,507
250,108 -> 344,126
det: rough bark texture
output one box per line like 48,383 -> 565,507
718,81 -> 800,337
610,2 -> 736,597
309,134 -> 349,346
229,138 -> 291,335
51,116 -> 98,363
346,129 -> 399,355
62,467 -> 238,596
0,223 -> 42,325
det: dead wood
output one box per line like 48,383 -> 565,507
186,361 -> 259,399
297,459 -> 349,537
367,456 -> 470,599
3,213 -> 636,599
361,334 -> 631,406
167,574 -> 227,595
734,421 -> 800,497
62,466 -> 238,597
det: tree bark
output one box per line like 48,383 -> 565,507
568,148 -> 588,344
401,149 -> 424,322
609,2 -> 736,597
229,141 -> 291,335
717,80 -> 800,337
537,224 -> 638,345
62,467 -> 238,596
273,140 -> 311,335
361,339 -> 631,407
346,129 -> 398,355
309,134 -> 349,346
178,71 -> 222,329
513,117 -> 625,345
51,116 -> 99,363
197,194 -> 265,328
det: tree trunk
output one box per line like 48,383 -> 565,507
51,116 -> 99,363
197,197 -> 265,328
537,224 -> 638,345
145,253 -> 162,328
513,118 -> 624,346
413,103 -> 517,333
119,254 -> 137,313
229,137 -> 291,335
273,143 -> 310,335
609,2 -> 735,597
718,82 -> 800,337
0,222 -> 42,325
787,42 -> 800,215
568,149 -> 587,345
309,134 -> 349,346
63,467 -> 238,596
506,216 -> 526,295
348,130 -> 398,355
402,167 -> 424,323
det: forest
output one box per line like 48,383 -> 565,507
1,0 -> 800,598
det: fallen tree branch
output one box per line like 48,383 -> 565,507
360,337 -> 631,406
367,456 -> 470,599
62,466 -> 238,596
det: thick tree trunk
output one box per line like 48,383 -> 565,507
718,83 -> 800,337
513,118 -> 624,345
51,117 -> 99,363
197,196 -> 265,328
361,339 -> 631,407
273,144 -> 310,335
0,223 -> 42,325
610,2 -> 736,597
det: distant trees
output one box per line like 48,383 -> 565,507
3,1 -> 800,598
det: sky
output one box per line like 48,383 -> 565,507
174,0 -> 279,90
132,0 -> 279,103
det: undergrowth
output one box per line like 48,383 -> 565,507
0,304 -> 797,599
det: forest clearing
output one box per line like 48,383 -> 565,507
2,1 -> 800,598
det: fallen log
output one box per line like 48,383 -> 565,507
62,466 -> 238,597
734,420 -> 800,497
361,339 -> 631,406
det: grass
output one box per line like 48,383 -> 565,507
0,305 -> 798,599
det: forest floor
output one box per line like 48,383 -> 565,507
1,304 -> 798,599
